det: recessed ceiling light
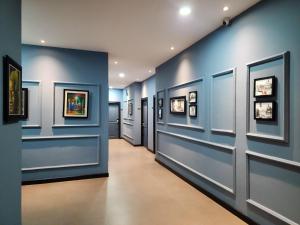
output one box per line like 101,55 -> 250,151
148,70 -> 152,73
114,61 -> 118,65
170,46 -> 175,51
223,6 -> 229,11
40,40 -> 45,44
119,73 -> 125,78
179,6 -> 191,16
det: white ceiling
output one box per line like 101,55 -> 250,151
22,0 -> 260,88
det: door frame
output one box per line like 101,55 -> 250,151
141,97 -> 148,147
109,102 -> 121,139
153,95 -> 156,153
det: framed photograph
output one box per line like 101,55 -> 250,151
20,88 -> 28,119
158,108 -> 163,119
3,55 -> 23,122
128,102 -> 133,116
189,105 -> 197,117
158,98 -> 163,108
63,89 -> 89,118
254,101 -> 276,121
170,96 -> 186,115
189,91 -> 197,104
254,76 -> 276,97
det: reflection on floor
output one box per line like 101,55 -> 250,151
22,139 -> 246,225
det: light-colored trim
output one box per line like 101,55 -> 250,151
52,81 -> 100,128
167,77 -> 204,90
156,122 -> 165,125
123,122 -> 133,126
246,52 -> 290,143
167,123 -> 204,131
22,80 -> 42,129
123,134 -> 134,140
157,151 -> 234,194
22,135 -> 100,171
246,150 -> 299,225
210,68 -> 236,135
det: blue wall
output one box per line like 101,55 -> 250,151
141,75 -> 156,150
155,1 -> 300,225
0,0 -> 21,224
21,45 -> 108,181
109,88 -> 123,136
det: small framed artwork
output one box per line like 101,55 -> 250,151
254,101 -> 276,121
128,102 -> 133,115
170,96 -> 186,115
3,55 -> 23,122
63,89 -> 89,118
189,91 -> 197,104
158,98 -> 163,108
158,108 -> 163,119
20,88 -> 28,119
254,76 -> 276,97
189,105 -> 197,117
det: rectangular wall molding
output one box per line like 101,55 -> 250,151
22,134 -> 100,171
123,122 -> 134,126
210,68 -> 236,135
52,81 -> 101,128
22,80 -> 42,129
167,123 -> 204,131
167,77 -> 204,91
157,130 -> 236,194
246,150 -> 299,225
246,51 -> 290,143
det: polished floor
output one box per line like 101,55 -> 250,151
22,139 -> 246,225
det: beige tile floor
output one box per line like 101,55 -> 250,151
22,139 -> 247,225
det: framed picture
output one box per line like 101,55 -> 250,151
63,89 -> 89,118
158,108 -> 163,119
189,105 -> 197,117
254,76 -> 276,97
3,55 -> 23,122
254,101 -> 276,121
189,91 -> 197,104
20,88 -> 28,119
158,98 -> 163,108
170,96 -> 186,115
128,102 -> 133,116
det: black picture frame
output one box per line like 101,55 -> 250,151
254,101 -> 276,121
63,89 -> 89,118
170,96 -> 186,115
253,76 -> 276,98
189,105 -> 197,117
158,108 -> 163,119
3,55 -> 23,123
158,98 -> 163,108
128,102 -> 133,116
189,91 -> 197,104
20,88 -> 28,119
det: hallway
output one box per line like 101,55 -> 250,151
22,139 -> 246,225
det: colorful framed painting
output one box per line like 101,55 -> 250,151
189,91 -> 197,104
170,96 -> 186,115
254,101 -> 276,121
189,105 -> 197,117
20,88 -> 28,119
63,89 -> 89,118
3,55 -> 23,122
254,76 -> 276,97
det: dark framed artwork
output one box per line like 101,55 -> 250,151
189,105 -> 197,117
158,108 -> 163,119
3,55 -> 23,122
63,89 -> 89,118
128,102 -> 133,116
254,76 -> 276,97
254,101 -> 276,121
189,91 -> 197,104
158,98 -> 163,108
20,88 -> 28,119
170,96 -> 186,115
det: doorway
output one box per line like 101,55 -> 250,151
109,102 -> 120,139
153,95 -> 156,153
141,98 -> 148,148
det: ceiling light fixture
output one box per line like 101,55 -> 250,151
149,70 -> 152,73
40,40 -> 45,44
119,73 -> 125,78
179,6 -> 191,16
114,61 -> 118,65
170,46 -> 175,51
223,6 -> 229,12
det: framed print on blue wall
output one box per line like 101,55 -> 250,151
254,101 -> 276,121
170,96 -> 186,115
3,55 -> 23,122
189,105 -> 197,117
189,91 -> 197,104
254,76 -> 276,97
20,88 -> 28,119
63,89 -> 89,118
